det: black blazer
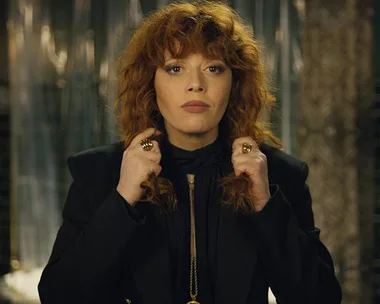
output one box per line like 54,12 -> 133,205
38,142 -> 342,304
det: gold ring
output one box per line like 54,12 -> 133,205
242,142 -> 253,154
140,139 -> 154,151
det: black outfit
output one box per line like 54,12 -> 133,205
162,137 -> 225,303
38,139 -> 342,304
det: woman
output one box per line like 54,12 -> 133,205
38,1 -> 342,303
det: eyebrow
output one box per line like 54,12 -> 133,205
164,58 -> 178,63
164,58 -> 226,64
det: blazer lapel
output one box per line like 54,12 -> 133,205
214,206 -> 259,303
109,142 -> 174,303
214,152 -> 259,303
127,206 -> 174,304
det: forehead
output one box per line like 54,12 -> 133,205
164,50 -> 222,61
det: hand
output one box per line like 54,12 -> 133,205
116,128 -> 162,206
232,137 -> 270,212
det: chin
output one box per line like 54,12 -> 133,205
186,131 -> 209,137
180,128 -> 205,134
174,124 -> 205,134
183,128 -> 216,138
168,119 -> 218,137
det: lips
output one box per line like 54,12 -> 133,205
181,100 -> 210,113
181,100 -> 210,108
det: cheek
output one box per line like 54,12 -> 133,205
156,90 -> 175,112
218,73 -> 232,98
155,88 -> 179,122
155,77 -> 171,110
216,82 -> 232,110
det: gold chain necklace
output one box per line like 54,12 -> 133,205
187,174 -> 200,304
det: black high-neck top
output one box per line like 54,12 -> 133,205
160,137 -> 229,303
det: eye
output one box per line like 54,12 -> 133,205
208,65 -> 226,74
165,64 -> 182,74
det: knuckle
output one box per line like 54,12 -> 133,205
257,155 -> 266,163
124,149 -> 132,158
233,162 -> 241,169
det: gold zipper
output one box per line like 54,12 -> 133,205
125,175 -> 199,304
187,174 -> 200,304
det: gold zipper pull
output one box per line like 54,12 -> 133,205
187,174 -> 195,185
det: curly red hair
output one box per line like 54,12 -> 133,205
115,0 -> 282,212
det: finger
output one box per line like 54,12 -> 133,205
232,153 -> 262,166
148,163 -> 162,177
232,156 -> 258,176
139,150 -> 162,163
233,163 -> 251,176
136,155 -> 162,175
232,144 -> 264,157
232,154 -> 267,175
234,166 -> 243,177
130,128 -> 161,147
140,140 -> 161,154
232,137 -> 259,153
129,139 -> 161,154
232,146 -> 262,158
233,161 -> 257,177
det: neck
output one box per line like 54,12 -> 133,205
165,126 -> 218,151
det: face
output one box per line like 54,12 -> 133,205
154,52 -> 232,143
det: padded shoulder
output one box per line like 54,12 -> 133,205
67,142 -> 125,190
260,143 -> 308,183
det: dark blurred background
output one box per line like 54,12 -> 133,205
0,0 -> 378,303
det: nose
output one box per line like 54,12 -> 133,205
187,71 -> 206,93
188,85 -> 204,92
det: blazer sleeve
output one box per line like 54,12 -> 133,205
38,156 -> 144,304
250,162 -> 342,304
